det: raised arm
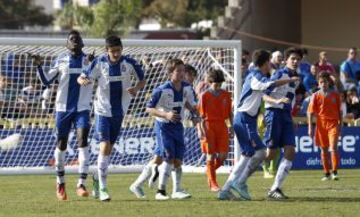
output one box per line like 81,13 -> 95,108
33,55 -> 60,86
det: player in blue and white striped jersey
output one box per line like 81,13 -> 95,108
145,59 -> 197,200
264,47 -> 303,200
34,30 -> 94,201
218,49 -> 299,201
78,35 -> 145,201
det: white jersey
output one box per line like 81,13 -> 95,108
37,52 -> 93,112
147,81 -> 197,123
236,68 -> 275,117
265,67 -> 299,111
83,55 -> 145,117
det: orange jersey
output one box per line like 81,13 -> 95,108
198,89 -> 232,121
308,90 -> 341,121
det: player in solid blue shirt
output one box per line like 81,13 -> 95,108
146,59 -> 197,200
264,47 -> 303,200
218,49 -> 298,200
78,35 -> 145,201
33,30 -> 94,200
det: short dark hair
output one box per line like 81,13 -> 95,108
166,59 -> 184,75
68,30 -> 81,38
302,48 -> 308,55
252,49 -> 271,67
284,47 -> 303,60
184,64 -> 197,77
105,35 -> 122,48
318,71 -> 331,82
207,68 -> 225,83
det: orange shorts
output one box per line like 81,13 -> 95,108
201,121 -> 229,154
315,119 -> 340,149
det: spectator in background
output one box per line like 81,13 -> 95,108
0,73 -> 6,108
298,48 -> 311,76
303,64 -> 318,93
345,87 -> 360,120
340,47 -> 360,90
270,51 -> 283,74
315,51 -> 336,75
241,57 -> 250,80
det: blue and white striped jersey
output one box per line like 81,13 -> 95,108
237,68 -> 275,117
265,67 -> 299,111
147,81 -> 197,123
83,55 -> 145,117
37,52 -> 93,112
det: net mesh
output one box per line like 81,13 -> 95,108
0,41 -> 237,173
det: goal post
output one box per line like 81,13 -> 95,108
0,38 -> 242,175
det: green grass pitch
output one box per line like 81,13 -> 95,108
0,170 -> 360,217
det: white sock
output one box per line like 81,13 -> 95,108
172,167 -> 182,193
158,162 -> 172,191
222,156 -> 250,191
133,161 -> 153,187
236,149 -> 266,185
77,146 -> 90,187
97,154 -> 110,190
54,148 -> 66,184
271,158 -> 292,191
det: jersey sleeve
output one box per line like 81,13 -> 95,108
250,74 -> 275,91
37,57 -> 60,86
185,86 -> 197,107
82,57 -> 100,79
307,93 -> 318,114
198,92 -> 207,118
146,88 -> 162,108
126,56 -> 145,81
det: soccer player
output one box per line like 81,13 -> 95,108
307,72 -> 342,181
146,59 -> 197,200
33,30 -> 94,201
264,47 -> 303,200
129,64 -> 198,199
78,35 -> 145,201
198,69 -> 232,192
218,49 -> 298,200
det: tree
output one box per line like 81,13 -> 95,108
90,0 -> 142,37
141,0 -> 226,28
56,2 -> 94,31
0,0 -> 53,29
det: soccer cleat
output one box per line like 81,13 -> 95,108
230,182 -> 251,200
210,185 -> 220,192
148,165 -> 159,189
217,189 -> 236,200
56,183 -> 67,201
155,190 -> 170,200
99,188 -> 111,202
263,171 -> 275,179
331,173 -> 339,181
76,184 -> 89,197
171,189 -> 191,199
129,184 -> 146,199
267,188 -> 289,200
92,175 -> 100,199
321,175 -> 331,181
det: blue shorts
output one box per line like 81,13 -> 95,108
155,121 -> 185,161
233,112 -> 265,157
95,114 -> 123,144
263,108 -> 296,149
56,111 -> 90,139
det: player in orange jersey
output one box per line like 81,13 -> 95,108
198,69 -> 233,192
307,72 -> 342,181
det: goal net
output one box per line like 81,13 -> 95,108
0,38 -> 241,174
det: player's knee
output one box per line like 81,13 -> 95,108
206,154 -> 215,161
174,159 -> 182,168
284,147 -> 295,161
57,138 -> 68,151
77,128 -> 89,148
153,156 -> 163,165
